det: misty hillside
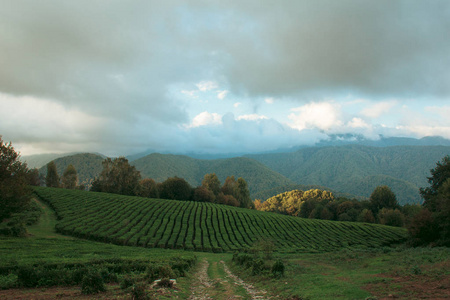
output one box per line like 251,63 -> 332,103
39,153 -> 104,187
22,153 -> 78,169
248,145 -> 450,204
132,154 -> 294,196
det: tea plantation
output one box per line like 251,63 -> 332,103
34,187 -> 407,252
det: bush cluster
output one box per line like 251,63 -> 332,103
6,256 -> 196,290
232,253 -> 285,278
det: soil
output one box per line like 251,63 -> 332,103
364,273 -> 450,299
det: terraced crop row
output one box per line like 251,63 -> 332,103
34,187 -> 408,252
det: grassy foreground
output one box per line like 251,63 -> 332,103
0,197 -> 448,299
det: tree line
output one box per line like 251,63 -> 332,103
47,156 -> 254,209
254,186 -> 408,227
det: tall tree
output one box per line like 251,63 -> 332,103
0,136 -> 31,221
139,178 -> 159,198
235,177 -> 253,209
91,157 -> 141,196
369,185 -> 398,215
26,168 -> 41,186
45,161 -> 59,188
221,176 -> 236,196
61,164 -> 78,189
420,155 -> 450,211
411,156 -> 450,245
202,173 -> 221,196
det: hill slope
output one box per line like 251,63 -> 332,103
38,153 -> 104,187
248,145 -> 450,204
132,154 -> 294,196
34,187 -> 407,252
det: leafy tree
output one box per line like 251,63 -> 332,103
408,209 -> 438,245
0,137 -> 31,221
91,157 -> 141,196
192,186 -> 215,202
202,173 -> 221,196
26,168 -> 42,186
216,193 -> 239,207
357,209 -> 375,223
159,177 -> 192,200
369,185 -> 399,215
378,208 -> 405,227
235,177 -> 253,208
61,164 -> 78,189
420,155 -> 450,211
45,161 -> 59,188
221,176 -> 236,196
139,178 -> 159,198
409,156 -> 450,245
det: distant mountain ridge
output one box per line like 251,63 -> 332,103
132,154 -> 294,196
247,145 -> 450,204
31,143 -> 450,205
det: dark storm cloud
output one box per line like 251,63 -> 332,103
214,0 -> 450,98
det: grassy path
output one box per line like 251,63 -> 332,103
27,198 -> 74,239
188,255 -> 269,300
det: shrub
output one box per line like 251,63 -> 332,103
146,264 -> 175,281
81,270 -> 106,295
17,266 -> 39,287
131,282 -> 149,300
251,258 -> 265,276
120,275 -> 135,290
271,259 -> 285,278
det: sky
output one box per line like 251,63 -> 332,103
1,0 -> 450,157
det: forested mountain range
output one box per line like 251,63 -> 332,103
247,145 -> 450,204
132,154 -> 294,196
30,145 -> 450,205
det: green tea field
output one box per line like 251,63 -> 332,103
34,187 -> 407,253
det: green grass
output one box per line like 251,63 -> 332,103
229,247 -> 450,300
33,187 -> 407,253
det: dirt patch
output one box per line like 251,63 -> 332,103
0,284 -> 127,299
188,258 -> 213,300
221,260 -> 270,299
364,274 -> 450,299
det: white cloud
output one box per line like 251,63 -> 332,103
196,81 -> 218,92
361,101 -> 397,118
347,117 -> 370,129
265,97 -> 274,104
181,90 -> 198,98
217,90 -> 229,100
188,111 -> 222,128
237,114 -> 269,121
234,102 -> 242,108
288,102 -> 342,131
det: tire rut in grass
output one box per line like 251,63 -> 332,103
188,258 -> 270,300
